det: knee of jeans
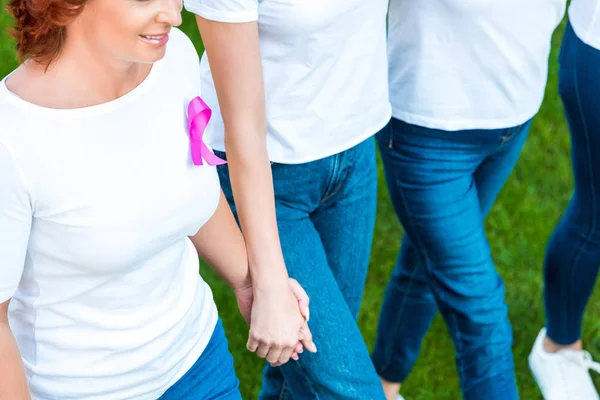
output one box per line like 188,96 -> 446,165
448,287 -> 513,356
455,329 -> 514,384
454,313 -> 513,369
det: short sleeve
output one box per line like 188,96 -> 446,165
183,0 -> 259,23
0,144 -> 32,303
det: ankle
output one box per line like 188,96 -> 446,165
380,376 -> 401,400
543,334 -> 582,353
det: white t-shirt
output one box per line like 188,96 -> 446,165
569,0 -> 600,50
0,28 -> 219,400
387,0 -> 566,131
184,0 -> 391,164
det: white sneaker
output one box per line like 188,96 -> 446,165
529,328 -> 600,400
397,395 -> 405,400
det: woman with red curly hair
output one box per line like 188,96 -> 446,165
0,0 -> 314,399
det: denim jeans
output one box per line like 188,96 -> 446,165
159,319 -> 242,400
214,137 -> 385,399
544,22 -> 600,346
372,117 -> 532,400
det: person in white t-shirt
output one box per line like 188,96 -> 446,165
371,1 -> 566,399
0,1 -> 315,399
183,0 -> 391,398
527,1 -> 600,398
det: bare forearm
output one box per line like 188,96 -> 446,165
196,16 -> 289,287
190,191 -> 250,290
0,322 -> 29,400
225,139 -> 288,285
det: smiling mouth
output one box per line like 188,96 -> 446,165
139,33 -> 169,45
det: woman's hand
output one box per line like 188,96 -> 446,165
268,278 -> 316,367
234,278 -> 316,366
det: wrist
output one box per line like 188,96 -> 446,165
251,276 -> 291,297
249,261 -> 289,292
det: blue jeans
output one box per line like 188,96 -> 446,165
215,137 -> 385,399
372,117 -> 531,400
159,319 -> 242,400
544,22 -> 600,346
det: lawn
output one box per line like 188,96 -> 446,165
0,5 -> 598,399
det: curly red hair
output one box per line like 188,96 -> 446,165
7,0 -> 88,66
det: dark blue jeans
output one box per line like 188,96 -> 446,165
544,22 -> 600,346
215,137 -> 385,399
159,319 -> 242,400
372,117 -> 532,400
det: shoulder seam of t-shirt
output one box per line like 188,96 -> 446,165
0,141 -> 36,212
183,3 -> 258,23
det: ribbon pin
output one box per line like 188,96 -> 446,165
187,96 -> 227,166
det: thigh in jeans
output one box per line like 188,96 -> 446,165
378,118 -> 518,400
474,120 -> 531,215
216,154 -> 384,400
310,137 -> 378,319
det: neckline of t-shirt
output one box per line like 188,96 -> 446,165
0,58 -> 165,119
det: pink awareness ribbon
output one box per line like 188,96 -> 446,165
187,96 -> 227,166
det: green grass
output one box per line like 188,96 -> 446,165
1,6 -> 598,399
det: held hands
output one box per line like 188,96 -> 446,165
233,278 -> 317,367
